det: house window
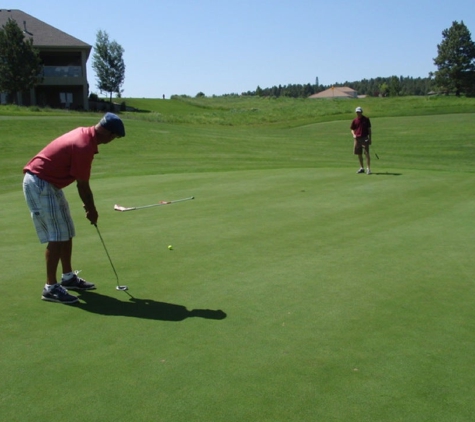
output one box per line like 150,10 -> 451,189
60,92 -> 73,108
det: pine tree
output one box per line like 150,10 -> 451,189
433,21 -> 475,96
0,18 -> 43,103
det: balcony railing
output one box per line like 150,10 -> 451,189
43,66 -> 82,78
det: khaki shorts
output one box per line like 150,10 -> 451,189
23,172 -> 75,243
354,137 -> 371,155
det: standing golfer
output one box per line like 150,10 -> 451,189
350,106 -> 372,174
23,113 -> 126,304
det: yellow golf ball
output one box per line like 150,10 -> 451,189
168,245 -> 173,250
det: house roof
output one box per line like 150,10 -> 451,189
309,86 -> 357,99
0,9 -> 91,50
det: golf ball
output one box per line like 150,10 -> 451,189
168,245 -> 173,250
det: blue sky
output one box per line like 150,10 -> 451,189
8,0 -> 475,98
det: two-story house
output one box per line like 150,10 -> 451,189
0,9 -> 91,110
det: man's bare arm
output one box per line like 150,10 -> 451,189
77,179 -> 98,224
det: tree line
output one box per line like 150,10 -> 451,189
236,20 -> 475,99
0,18 -> 474,105
240,75 -> 434,98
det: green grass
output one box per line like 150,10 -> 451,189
2,97 -> 475,421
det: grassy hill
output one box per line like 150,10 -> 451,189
121,95 -> 475,126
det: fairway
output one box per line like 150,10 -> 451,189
2,104 -> 475,421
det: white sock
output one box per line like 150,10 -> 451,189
44,284 -> 56,291
62,272 -> 74,281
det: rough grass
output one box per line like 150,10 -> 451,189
123,95 -> 475,126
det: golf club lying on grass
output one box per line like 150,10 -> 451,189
94,224 -> 128,291
114,196 -> 194,212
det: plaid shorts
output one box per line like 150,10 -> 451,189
354,136 -> 371,155
23,172 -> 75,243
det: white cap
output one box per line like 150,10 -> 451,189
355,107 -> 363,113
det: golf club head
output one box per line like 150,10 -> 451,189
116,285 -> 129,291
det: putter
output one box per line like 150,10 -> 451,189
114,196 -> 194,212
369,140 -> 379,159
94,224 -> 128,291
364,139 -> 379,159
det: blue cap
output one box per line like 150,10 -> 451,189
99,113 -> 125,137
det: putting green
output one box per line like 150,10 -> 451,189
2,165 -> 475,421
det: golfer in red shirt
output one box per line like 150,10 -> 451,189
350,106 -> 372,174
23,113 -> 125,304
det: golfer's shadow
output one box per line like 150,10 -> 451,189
373,172 -> 402,176
74,291 -> 227,322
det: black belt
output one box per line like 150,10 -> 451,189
26,170 -> 37,177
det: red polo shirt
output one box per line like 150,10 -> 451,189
24,126 -> 99,189
350,115 -> 371,138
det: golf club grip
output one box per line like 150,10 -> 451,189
171,196 -> 194,204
